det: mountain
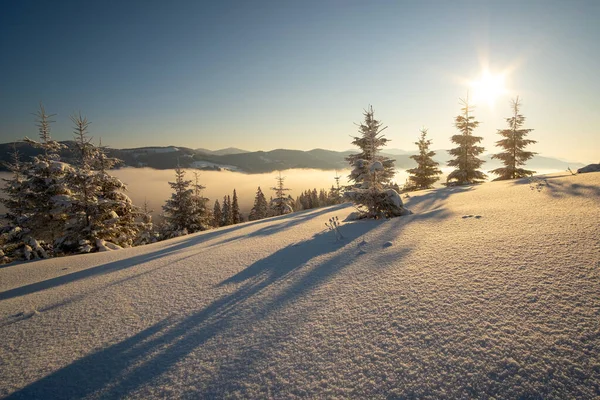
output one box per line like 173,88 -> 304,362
0,141 -> 585,174
196,147 -> 250,156
2,172 -> 599,398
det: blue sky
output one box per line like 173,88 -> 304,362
1,0 -> 598,162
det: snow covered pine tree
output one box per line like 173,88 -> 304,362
345,106 -> 408,218
446,95 -> 487,185
161,166 -> 209,238
248,186 -> 269,221
406,127 -> 441,190
270,172 -> 294,216
490,97 -> 537,180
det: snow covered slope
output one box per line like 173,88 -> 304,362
1,173 -> 599,399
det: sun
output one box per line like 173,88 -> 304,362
470,69 -> 507,107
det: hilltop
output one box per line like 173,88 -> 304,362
1,172 -> 599,398
0,141 -> 585,174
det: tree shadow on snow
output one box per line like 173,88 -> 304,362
6,202 -> 452,399
510,174 -> 600,198
5,217 -> 384,399
0,205 -> 352,302
404,185 -> 473,213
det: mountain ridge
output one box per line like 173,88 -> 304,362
0,141 -> 585,174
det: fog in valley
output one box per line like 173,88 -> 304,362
0,166 -> 561,219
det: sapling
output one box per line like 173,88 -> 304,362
325,216 -> 344,241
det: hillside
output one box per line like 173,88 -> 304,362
1,172 -> 599,398
0,141 -> 585,174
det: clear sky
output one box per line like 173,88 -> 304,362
1,0 -> 598,163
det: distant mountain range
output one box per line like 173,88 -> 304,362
0,141 -> 585,174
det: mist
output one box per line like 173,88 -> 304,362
0,167 -> 562,219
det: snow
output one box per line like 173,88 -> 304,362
189,161 -> 241,171
1,172 -> 599,398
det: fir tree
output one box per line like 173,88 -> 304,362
446,95 -> 487,185
221,195 -> 233,226
406,128 -> 441,190
490,97 -> 537,180
1,144 -> 27,226
212,199 -> 222,227
248,187 -> 269,221
189,171 -> 211,231
135,199 -> 158,245
270,172 -> 293,216
161,166 -> 194,237
345,106 -> 405,218
61,116 -> 140,252
20,104 -> 70,245
328,172 -> 343,205
231,189 -> 242,224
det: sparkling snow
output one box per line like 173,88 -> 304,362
1,172 -> 599,398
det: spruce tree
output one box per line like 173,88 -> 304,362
270,172 -> 293,216
62,115 -> 140,252
21,104 -> 70,245
328,172 -> 343,205
161,166 -> 194,237
345,106 -> 405,218
135,199 -> 158,245
221,195 -> 232,226
446,95 -> 487,185
231,189 -> 242,224
212,199 -> 222,227
490,97 -> 537,180
248,186 -> 268,221
189,171 -> 211,231
406,128 -> 441,190
91,139 -> 140,249
1,144 -> 27,226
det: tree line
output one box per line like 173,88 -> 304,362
1,95 -> 536,262
344,95 -> 536,218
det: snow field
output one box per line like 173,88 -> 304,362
0,172 -> 599,399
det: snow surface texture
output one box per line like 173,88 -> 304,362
1,172 -> 599,399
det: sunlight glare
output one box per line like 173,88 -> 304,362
470,70 -> 507,108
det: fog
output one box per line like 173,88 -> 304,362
0,166 -> 561,219
110,168 -> 359,216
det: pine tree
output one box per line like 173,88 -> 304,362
1,144 -> 28,226
345,106 -> 406,218
20,104 -> 71,245
490,97 -> 537,180
135,199 -> 158,245
61,115 -> 140,252
221,195 -> 233,226
212,199 -> 222,227
231,189 -> 242,224
328,172 -> 343,204
406,127 -> 441,190
161,166 -> 195,238
270,172 -> 293,216
189,171 -> 211,231
248,186 -> 269,221
91,139 -> 140,249
446,95 -> 487,185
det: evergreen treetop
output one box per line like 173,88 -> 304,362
446,95 -> 487,185
406,127 -> 441,190
490,97 -> 537,180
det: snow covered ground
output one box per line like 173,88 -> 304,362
1,172 -> 599,399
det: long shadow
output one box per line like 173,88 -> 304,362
6,220 -> 380,399
404,185 -> 473,212
7,203 -> 451,398
510,174 -> 600,198
0,205 -> 350,302
205,203 -> 351,249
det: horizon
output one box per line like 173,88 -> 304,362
1,1 -> 599,164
